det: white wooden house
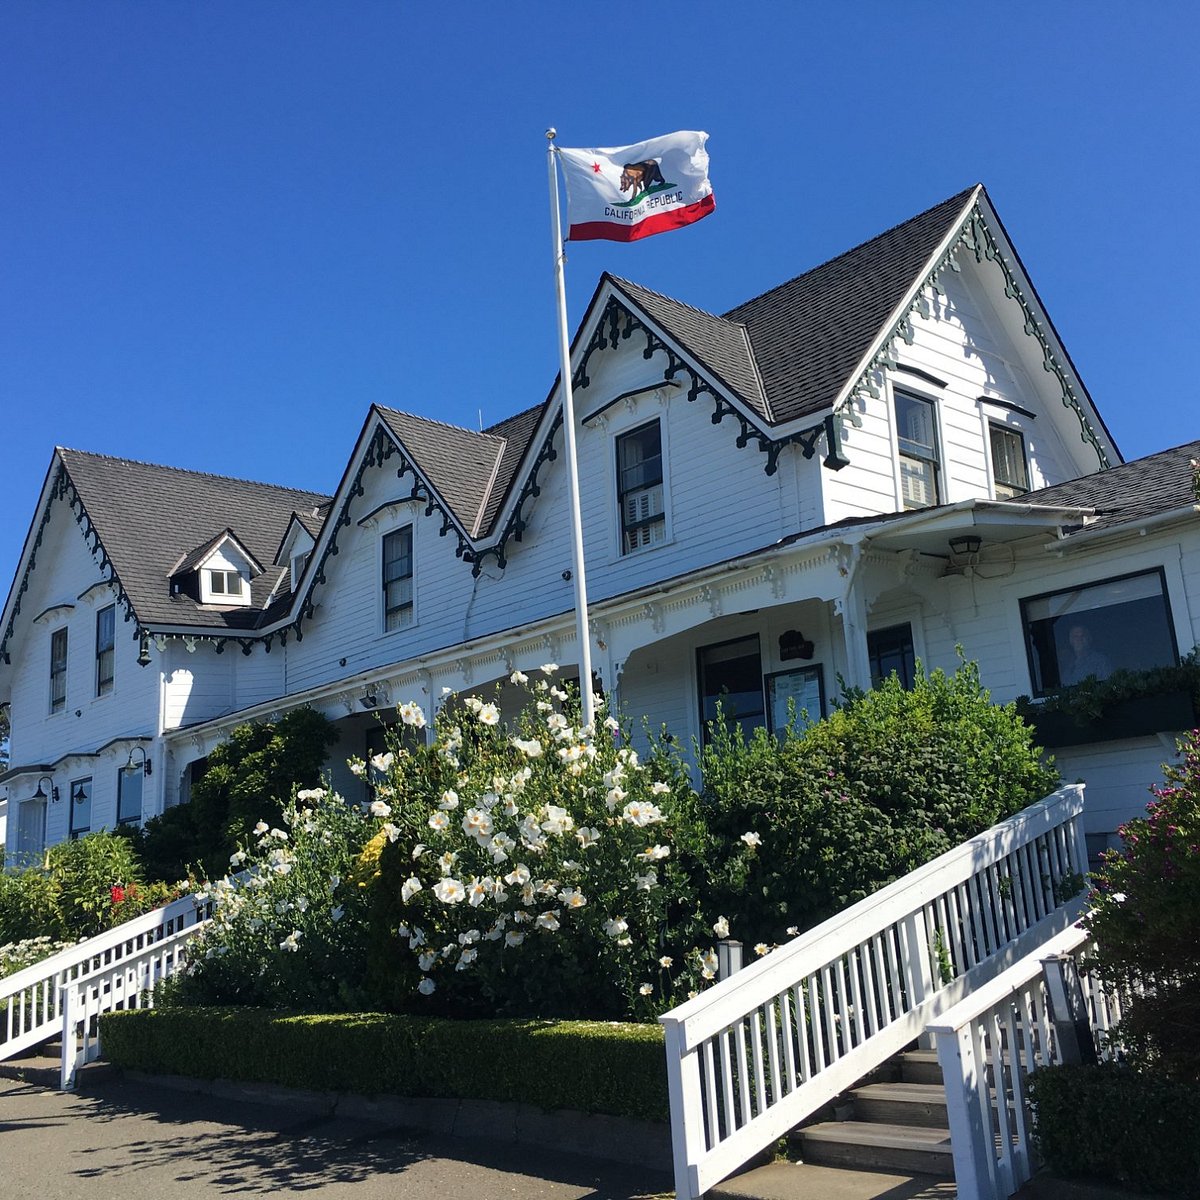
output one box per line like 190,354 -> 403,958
3,183 -> 1196,863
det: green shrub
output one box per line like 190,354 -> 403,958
0,935 -> 74,979
1028,1063 -> 1200,1196
689,658 -> 1061,942
44,831 -> 145,938
137,707 -> 338,881
0,865 -> 58,943
1083,729 -> 1200,1081
98,1007 -> 669,1122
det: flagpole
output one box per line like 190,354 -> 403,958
545,128 -> 596,730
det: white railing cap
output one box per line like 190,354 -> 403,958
660,784 -> 1084,1047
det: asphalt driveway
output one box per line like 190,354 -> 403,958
0,1076 -> 671,1200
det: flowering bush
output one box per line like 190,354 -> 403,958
363,671 -> 719,1020
1084,729 -> 1200,1081
1,935 -> 74,980
170,786 -> 378,1011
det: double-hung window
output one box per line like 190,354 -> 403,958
697,636 -> 766,744
96,605 -> 115,696
117,767 -> 143,826
50,628 -> 68,714
617,421 -> 666,554
989,424 -> 1030,499
207,569 -> 245,598
894,392 -> 941,509
383,527 -> 414,632
868,623 -> 916,689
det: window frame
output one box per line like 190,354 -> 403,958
381,524 -> 415,634
696,634 -> 766,745
95,604 -> 116,697
893,390 -> 942,510
1019,567 -> 1180,697
615,418 -> 668,556
868,623 -> 917,690
69,776 -> 92,840
49,626 -> 68,714
205,568 -> 246,599
116,766 -> 143,827
989,422 -> 1030,499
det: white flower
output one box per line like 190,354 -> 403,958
754,943 -> 771,957
279,931 -> 301,952
456,947 -> 478,970
603,916 -> 628,940
398,701 -> 426,728
462,808 -> 494,841
1112,892 -> 1127,904
349,760 -> 366,778
605,787 -> 627,811
546,712 -> 568,732
467,878 -> 490,907
505,930 -> 525,947
623,800 -> 663,827
540,662 -> 559,675
401,876 -> 423,903
370,751 -> 395,773
658,955 -> 673,968
558,887 -> 587,909
428,811 -> 450,832
254,821 -> 269,835
229,850 -> 246,866
634,871 -> 657,891
439,789 -> 460,810
786,926 -> 800,937
650,781 -> 671,796
740,831 -> 762,848
603,715 -> 620,732
381,822 -> 400,843
700,949 -> 719,980
295,896 -> 309,913
433,878 -> 466,905
418,977 -> 436,995
512,737 -> 543,758
296,787 -> 326,801
369,799 -> 392,818
638,983 -> 654,996
642,844 -> 671,861
488,832 -> 515,863
478,703 -> 500,726
713,916 -> 730,938
330,874 -> 341,891
441,685 -> 453,696
576,826 -> 601,849
536,910 -> 561,931
331,905 -> 344,923
509,670 -> 528,684
418,951 -> 437,971
541,805 -> 574,836
550,686 -> 568,702
458,928 -> 481,945
411,843 -> 427,860
504,864 -> 531,886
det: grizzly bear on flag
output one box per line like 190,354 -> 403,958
619,159 -> 666,197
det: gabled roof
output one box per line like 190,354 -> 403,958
56,450 -> 330,630
171,528 -> 265,578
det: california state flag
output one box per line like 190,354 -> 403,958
558,131 -> 714,243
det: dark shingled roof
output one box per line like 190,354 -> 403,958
723,186 -> 979,423
477,402 -> 551,536
58,450 -> 331,631
1021,439 -> 1200,534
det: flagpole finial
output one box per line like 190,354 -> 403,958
545,127 -> 556,141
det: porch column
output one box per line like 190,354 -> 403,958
837,543 -> 873,691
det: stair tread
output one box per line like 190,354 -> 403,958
710,1160 -> 957,1199
799,1122 -> 953,1152
852,1083 -> 946,1101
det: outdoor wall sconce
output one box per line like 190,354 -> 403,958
361,692 -> 379,710
137,634 -> 153,668
949,534 -> 982,557
34,774 -> 60,804
123,745 -> 152,777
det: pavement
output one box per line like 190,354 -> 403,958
0,1072 -> 674,1200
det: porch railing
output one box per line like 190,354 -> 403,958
929,921 -> 1123,1200
1,891 -> 209,1081
658,784 -> 1088,1200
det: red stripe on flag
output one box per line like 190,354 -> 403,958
568,194 -> 716,243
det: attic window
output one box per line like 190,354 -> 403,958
204,569 -> 247,603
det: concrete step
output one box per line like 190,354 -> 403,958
851,1082 -> 949,1128
897,1050 -> 943,1086
711,1159 -> 956,1199
792,1120 -> 955,1178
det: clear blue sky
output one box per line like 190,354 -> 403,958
3,2 -> 1198,593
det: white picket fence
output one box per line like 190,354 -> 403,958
658,784 -> 1088,1200
930,922 -> 1123,1200
0,891 -> 209,1087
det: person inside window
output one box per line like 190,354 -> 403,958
1059,623 -> 1113,686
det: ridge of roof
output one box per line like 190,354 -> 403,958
56,447 -> 332,506
372,404 -> 506,448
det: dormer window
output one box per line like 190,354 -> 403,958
207,569 -> 245,599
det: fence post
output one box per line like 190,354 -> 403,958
661,1017 -> 705,1200
936,1024 -> 995,1200
59,984 -> 78,1091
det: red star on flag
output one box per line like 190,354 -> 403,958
591,161 -> 602,173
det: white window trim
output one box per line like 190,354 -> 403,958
608,409 -> 674,561
379,521 -> 417,636
49,625 -> 68,716
977,402 -> 1035,498
888,382 -> 945,512
200,567 -> 250,606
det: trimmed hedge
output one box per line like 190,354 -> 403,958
1028,1063 -> 1200,1197
98,1007 -> 669,1122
